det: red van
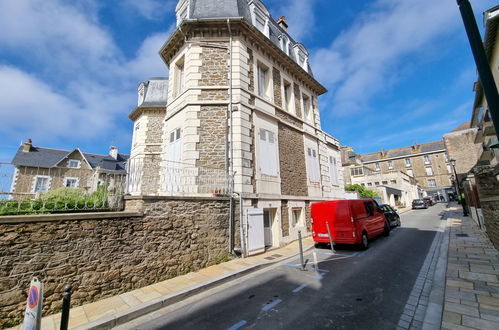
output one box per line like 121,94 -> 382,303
311,199 -> 390,249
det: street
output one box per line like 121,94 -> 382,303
119,203 -> 448,330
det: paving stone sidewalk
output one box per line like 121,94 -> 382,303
10,237 -> 314,330
442,206 -> 499,330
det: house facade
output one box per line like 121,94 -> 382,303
456,5 -> 499,247
342,141 -> 453,202
341,146 -> 420,208
127,0 -> 345,253
10,139 -> 128,198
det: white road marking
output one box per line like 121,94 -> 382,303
261,299 -> 283,311
227,320 -> 247,330
292,283 -> 307,293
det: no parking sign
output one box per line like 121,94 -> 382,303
23,277 -> 43,330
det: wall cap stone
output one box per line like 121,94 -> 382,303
0,211 -> 143,224
124,195 -> 231,202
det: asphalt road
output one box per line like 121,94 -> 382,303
120,203 -> 448,330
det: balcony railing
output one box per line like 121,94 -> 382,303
126,159 -> 233,196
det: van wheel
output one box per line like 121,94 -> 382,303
383,221 -> 390,237
360,233 -> 369,250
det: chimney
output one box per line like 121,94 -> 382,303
276,16 -> 288,31
22,138 -> 32,152
109,146 -> 118,160
412,142 -> 419,151
380,148 -> 386,156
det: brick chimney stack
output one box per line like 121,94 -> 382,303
22,138 -> 32,152
276,16 -> 288,31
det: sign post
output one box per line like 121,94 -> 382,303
23,277 -> 43,330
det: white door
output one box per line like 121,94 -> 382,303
264,209 -> 273,247
247,208 -> 265,256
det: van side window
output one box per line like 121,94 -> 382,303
364,202 -> 374,217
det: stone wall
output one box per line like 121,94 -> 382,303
247,48 -> 254,92
0,197 -> 234,326
444,128 -> 481,175
199,46 -> 228,86
474,165 -> 499,249
197,105 -> 227,170
293,83 -> 302,119
281,201 -> 289,238
272,68 -> 282,108
278,123 -> 308,196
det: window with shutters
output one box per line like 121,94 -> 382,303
168,128 -> 182,165
174,57 -> 185,97
307,147 -> 320,182
283,80 -> 292,112
259,128 -> 277,176
329,156 -> 338,185
257,63 -> 270,99
425,167 -> 433,176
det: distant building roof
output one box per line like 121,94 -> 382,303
451,122 -> 471,132
11,145 -> 129,174
360,141 -> 446,163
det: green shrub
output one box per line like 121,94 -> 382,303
344,184 -> 378,198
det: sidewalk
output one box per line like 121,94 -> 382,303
442,206 -> 499,330
11,237 -> 314,330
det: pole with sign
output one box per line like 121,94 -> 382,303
23,277 -> 43,330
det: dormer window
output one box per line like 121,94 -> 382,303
176,0 -> 189,26
68,160 -> 81,169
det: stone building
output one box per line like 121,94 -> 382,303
127,0 -> 345,254
342,141 -> 453,202
341,146 -> 420,208
459,5 -> 499,247
9,139 -> 128,197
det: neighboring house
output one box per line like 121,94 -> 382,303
457,5 -> 499,247
10,139 -> 129,197
340,146 -> 420,208
127,0 -> 345,251
342,141 -> 452,202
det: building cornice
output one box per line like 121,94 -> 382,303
128,106 -> 166,121
158,18 -> 327,95
362,149 -> 447,164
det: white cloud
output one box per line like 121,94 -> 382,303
122,0 -> 175,20
127,30 -> 173,81
311,0 -> 467,115
0,0 -> 172,147
271,0 -> 318,41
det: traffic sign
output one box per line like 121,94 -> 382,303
23,277 -> 43,330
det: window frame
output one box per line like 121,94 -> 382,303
375,162 -> 380,171
302,93 -> 312,123
33,175 -> 50,193
174,56 -> 185,98
427,179 -> 437,187
282,79 -> 293,113
68,160 -> 81,169
423,155 -> 431,165
64,177 -> 79,188
425,167 -> 434,176
259,128 -> 278,176
387,160 -> 394,170
256,62 -> 270,100
405,158 -> 411,167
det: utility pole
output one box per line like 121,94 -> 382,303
457,0 -> 499,143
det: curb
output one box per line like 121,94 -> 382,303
74,243 -> 315,329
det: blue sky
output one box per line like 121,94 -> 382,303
0,0 -> 496,162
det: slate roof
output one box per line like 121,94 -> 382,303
186,0 -> 315,76
360,141 -> 446,163
11,146 -> 129,174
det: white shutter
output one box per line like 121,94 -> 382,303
259,129 -> 277,176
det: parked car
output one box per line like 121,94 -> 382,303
412,199 -> 428,209
379,204 -> 401,227
311,199 -> 390,250
423,197 -> 434,206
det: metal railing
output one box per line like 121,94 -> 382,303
0,162 -> 126,215
126,158 -> 233,196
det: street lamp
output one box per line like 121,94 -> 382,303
449,158 -> 469,216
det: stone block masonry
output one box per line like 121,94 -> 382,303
278,123 -> 308,196
0,197 -> 233,327
197,105 -> 227,170
473,165 -> 499,249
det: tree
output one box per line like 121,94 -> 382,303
344,184 -> 378,198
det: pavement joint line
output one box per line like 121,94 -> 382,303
398,207 -> 448,330
261,298 -> 283,311
227,320 -> 247,330
73,242 -> 316,330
